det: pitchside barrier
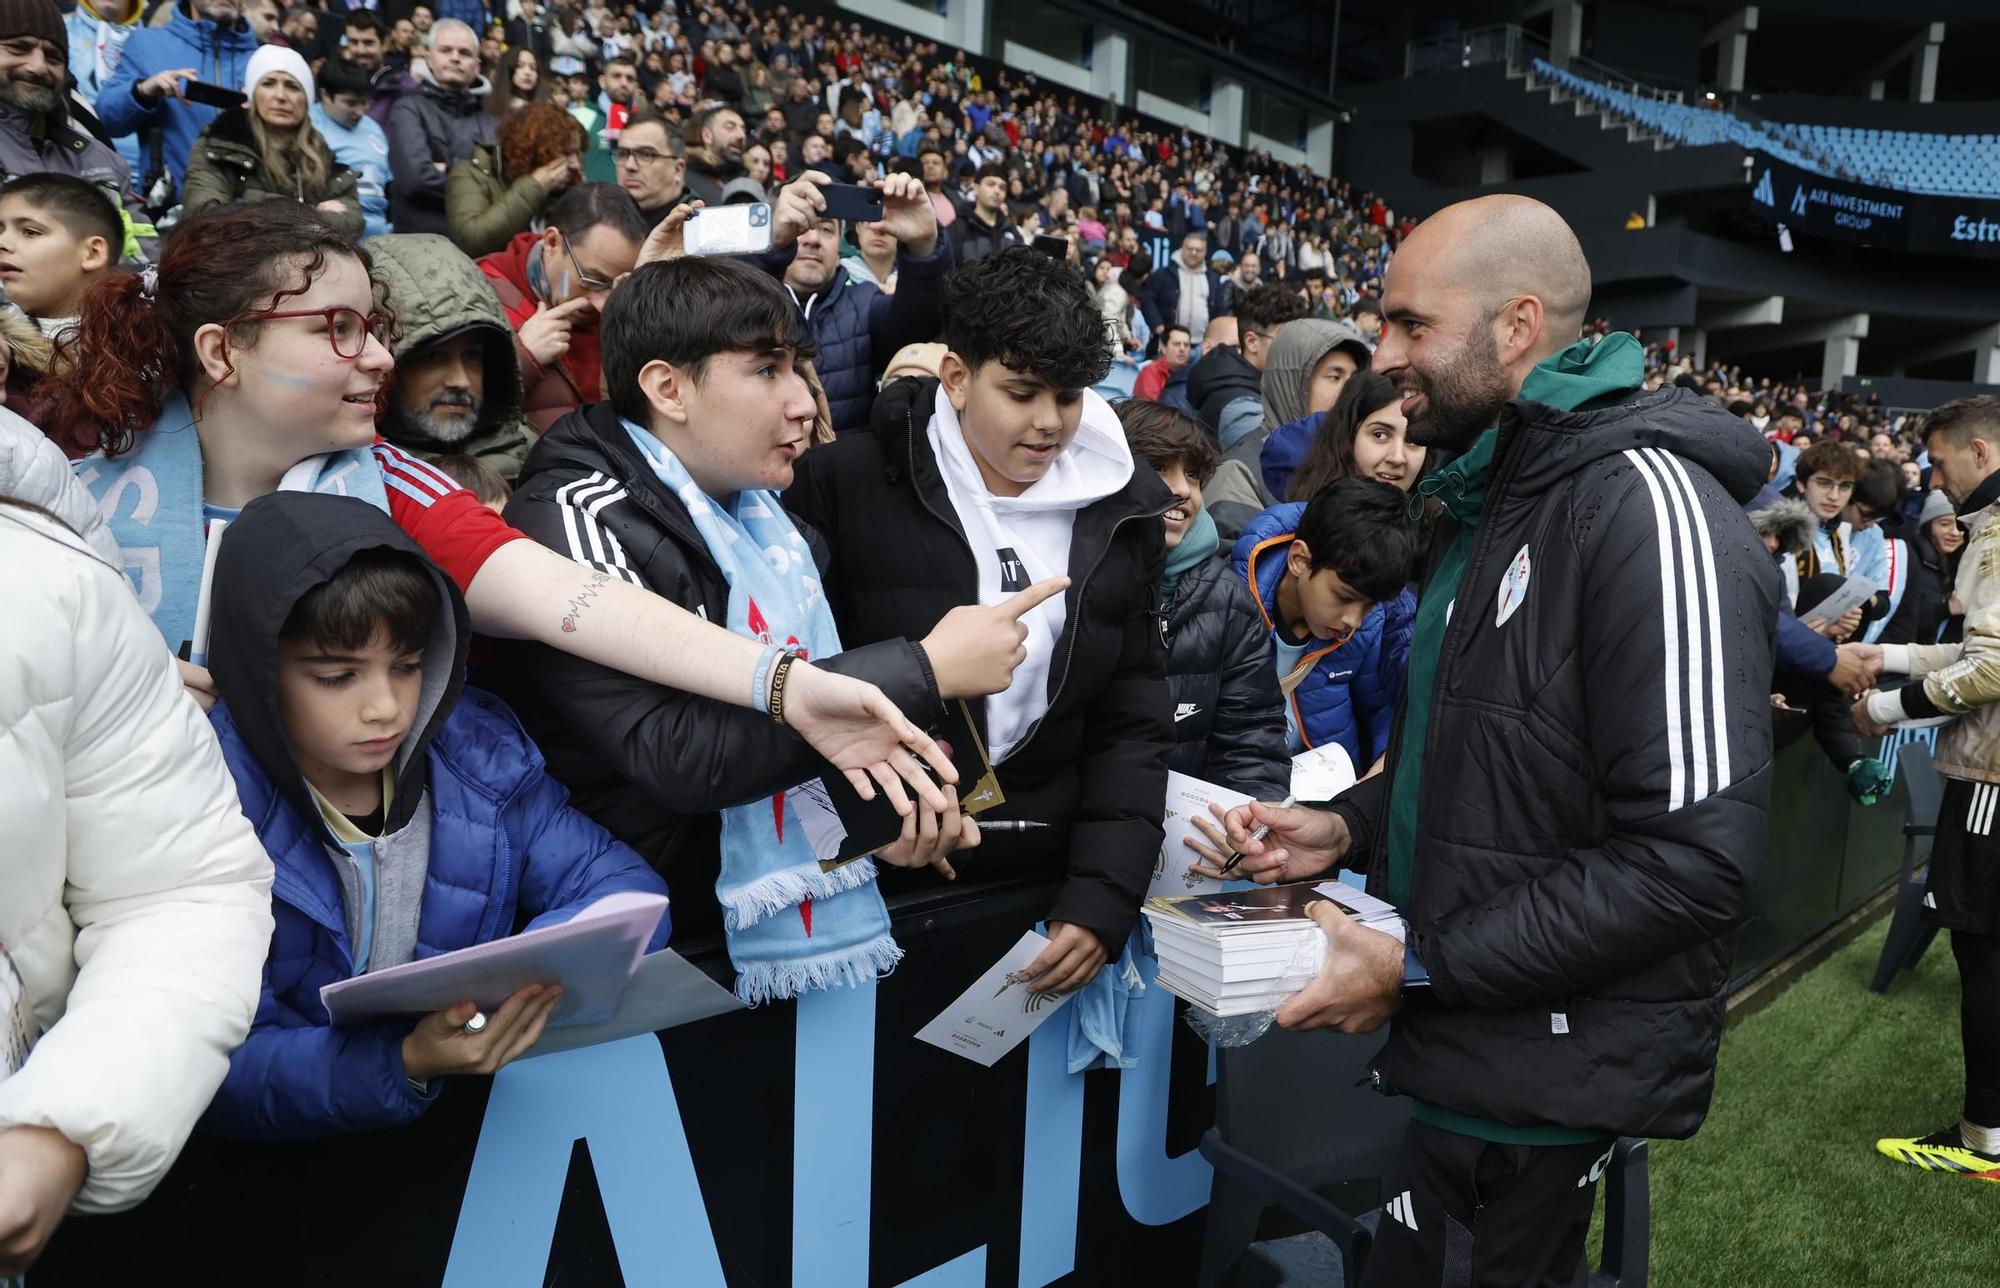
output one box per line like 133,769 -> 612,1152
34,734 -> 1905,1287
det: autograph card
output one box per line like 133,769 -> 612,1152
914,930 -> 1072,1067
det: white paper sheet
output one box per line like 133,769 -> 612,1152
522,948 -> 745,1058
320,891 -> 668,1028
914,930 -> 1072,1067
1290,743 -> 1357,802
1802,573 -> 1878,628
1147,772 -> 1256,901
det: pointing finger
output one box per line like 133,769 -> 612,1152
997,576 -> 1069,619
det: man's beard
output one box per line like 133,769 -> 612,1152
0,74 -> 61,115
1401,329 -> 1511,455
391,391 -> 482,444
194,0 -> 240,22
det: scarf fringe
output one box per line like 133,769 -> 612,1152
734,934 -> 904,1006
719,858 -> 882,931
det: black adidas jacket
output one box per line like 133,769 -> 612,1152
786,377 -> 1175,951
484,401 -> 941,942
1328,387 -> 1779,1141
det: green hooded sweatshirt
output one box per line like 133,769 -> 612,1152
1386,333 -> 1645,1146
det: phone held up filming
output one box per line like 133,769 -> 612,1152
684,203 -> 775,257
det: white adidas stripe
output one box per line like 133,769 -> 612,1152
556,473 -> 643,586
1624,448 -> 1730,812
1654,449 -> 1733,792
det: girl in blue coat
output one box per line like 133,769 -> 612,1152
200,492 -> 671,1142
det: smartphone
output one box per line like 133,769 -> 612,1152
1032,233 -> 1070,260
818,183 -> 884,224
683,202 -> 775,256
181,79 -> 247,109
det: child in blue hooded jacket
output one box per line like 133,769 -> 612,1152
200,492 -> 670,1142
1232,479 -> 1419,769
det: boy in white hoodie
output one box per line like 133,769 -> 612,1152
789,246 -> 1177,995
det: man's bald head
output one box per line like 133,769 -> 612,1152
1400,195 -> 1591,351
1373,195 -> 1594,452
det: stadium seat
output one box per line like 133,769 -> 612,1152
1528,58 -> 2000,197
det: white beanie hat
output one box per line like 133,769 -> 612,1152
243,44 -> 315,104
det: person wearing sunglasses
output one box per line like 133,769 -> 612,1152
475,181 -> 645,433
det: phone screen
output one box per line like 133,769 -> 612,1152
818,183 -> 885,224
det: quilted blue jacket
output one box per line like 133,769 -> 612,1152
196,494 -> 672,1143
201,690 -> 671,1141
1233,501 -> 1417,767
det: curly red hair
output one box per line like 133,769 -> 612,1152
499,100 -> 585,181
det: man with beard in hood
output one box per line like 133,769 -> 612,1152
386,18 -> 494,236
369,234 -> 536,480
98,0 -> 256,194
683,101 -> 744,205
0,0 -> 152,260
1208,195 -> 1777,1287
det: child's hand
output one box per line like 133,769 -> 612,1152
400,984 -> 562,1084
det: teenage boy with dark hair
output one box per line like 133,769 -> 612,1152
201,493 -> 671,1139
788,246 -> 1176,995
493,255 -> 1051,987
1117,398 -> 1287,798
949,160 -> 1020,264
1233,478 -> 1418,770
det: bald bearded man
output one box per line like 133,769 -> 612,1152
1212,196 -> 1778,1286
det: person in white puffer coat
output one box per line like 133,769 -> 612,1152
0,404 -> 118,565
0,498 -> 273,1275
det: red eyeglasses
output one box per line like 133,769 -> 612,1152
225,306 -> 394,359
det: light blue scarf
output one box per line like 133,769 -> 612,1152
74,392 -> 387,655
623,421 -> 901,1004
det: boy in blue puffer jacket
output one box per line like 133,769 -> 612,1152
200,493 -> 671,1142
1232,479 -> 1419,770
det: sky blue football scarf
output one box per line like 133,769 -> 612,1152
624,421 -> 901,1003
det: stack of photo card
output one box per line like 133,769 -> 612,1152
1142,882 -> 1404,1017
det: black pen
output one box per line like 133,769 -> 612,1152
1217,796 -> 1295,876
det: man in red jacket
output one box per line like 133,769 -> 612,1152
1134,324 -> 1191,401
477,183 -> 645,433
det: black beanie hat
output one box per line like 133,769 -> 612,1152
0,0 -> 67,57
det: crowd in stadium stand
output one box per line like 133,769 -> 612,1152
5,0 -> 1999,1279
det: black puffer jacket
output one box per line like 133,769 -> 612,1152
1327,386 -> 1778,1140
1163,554 -> 1288,797
786,377 -> 1175,949
1185,345 -> 1261,435
485,401 -> 941,943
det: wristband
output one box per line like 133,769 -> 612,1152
769,652 -> 799,725
750,642 -> 783,715
1866,687 -> 1910,726
1879,643 -> 1911,676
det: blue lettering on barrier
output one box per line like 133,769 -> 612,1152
445,1035 -> 726,1288
450,968 -> 1215,1284
1116,953 -> 1214,1226
1018,1015 -> 1086,1287
795,981 -> 876,1286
